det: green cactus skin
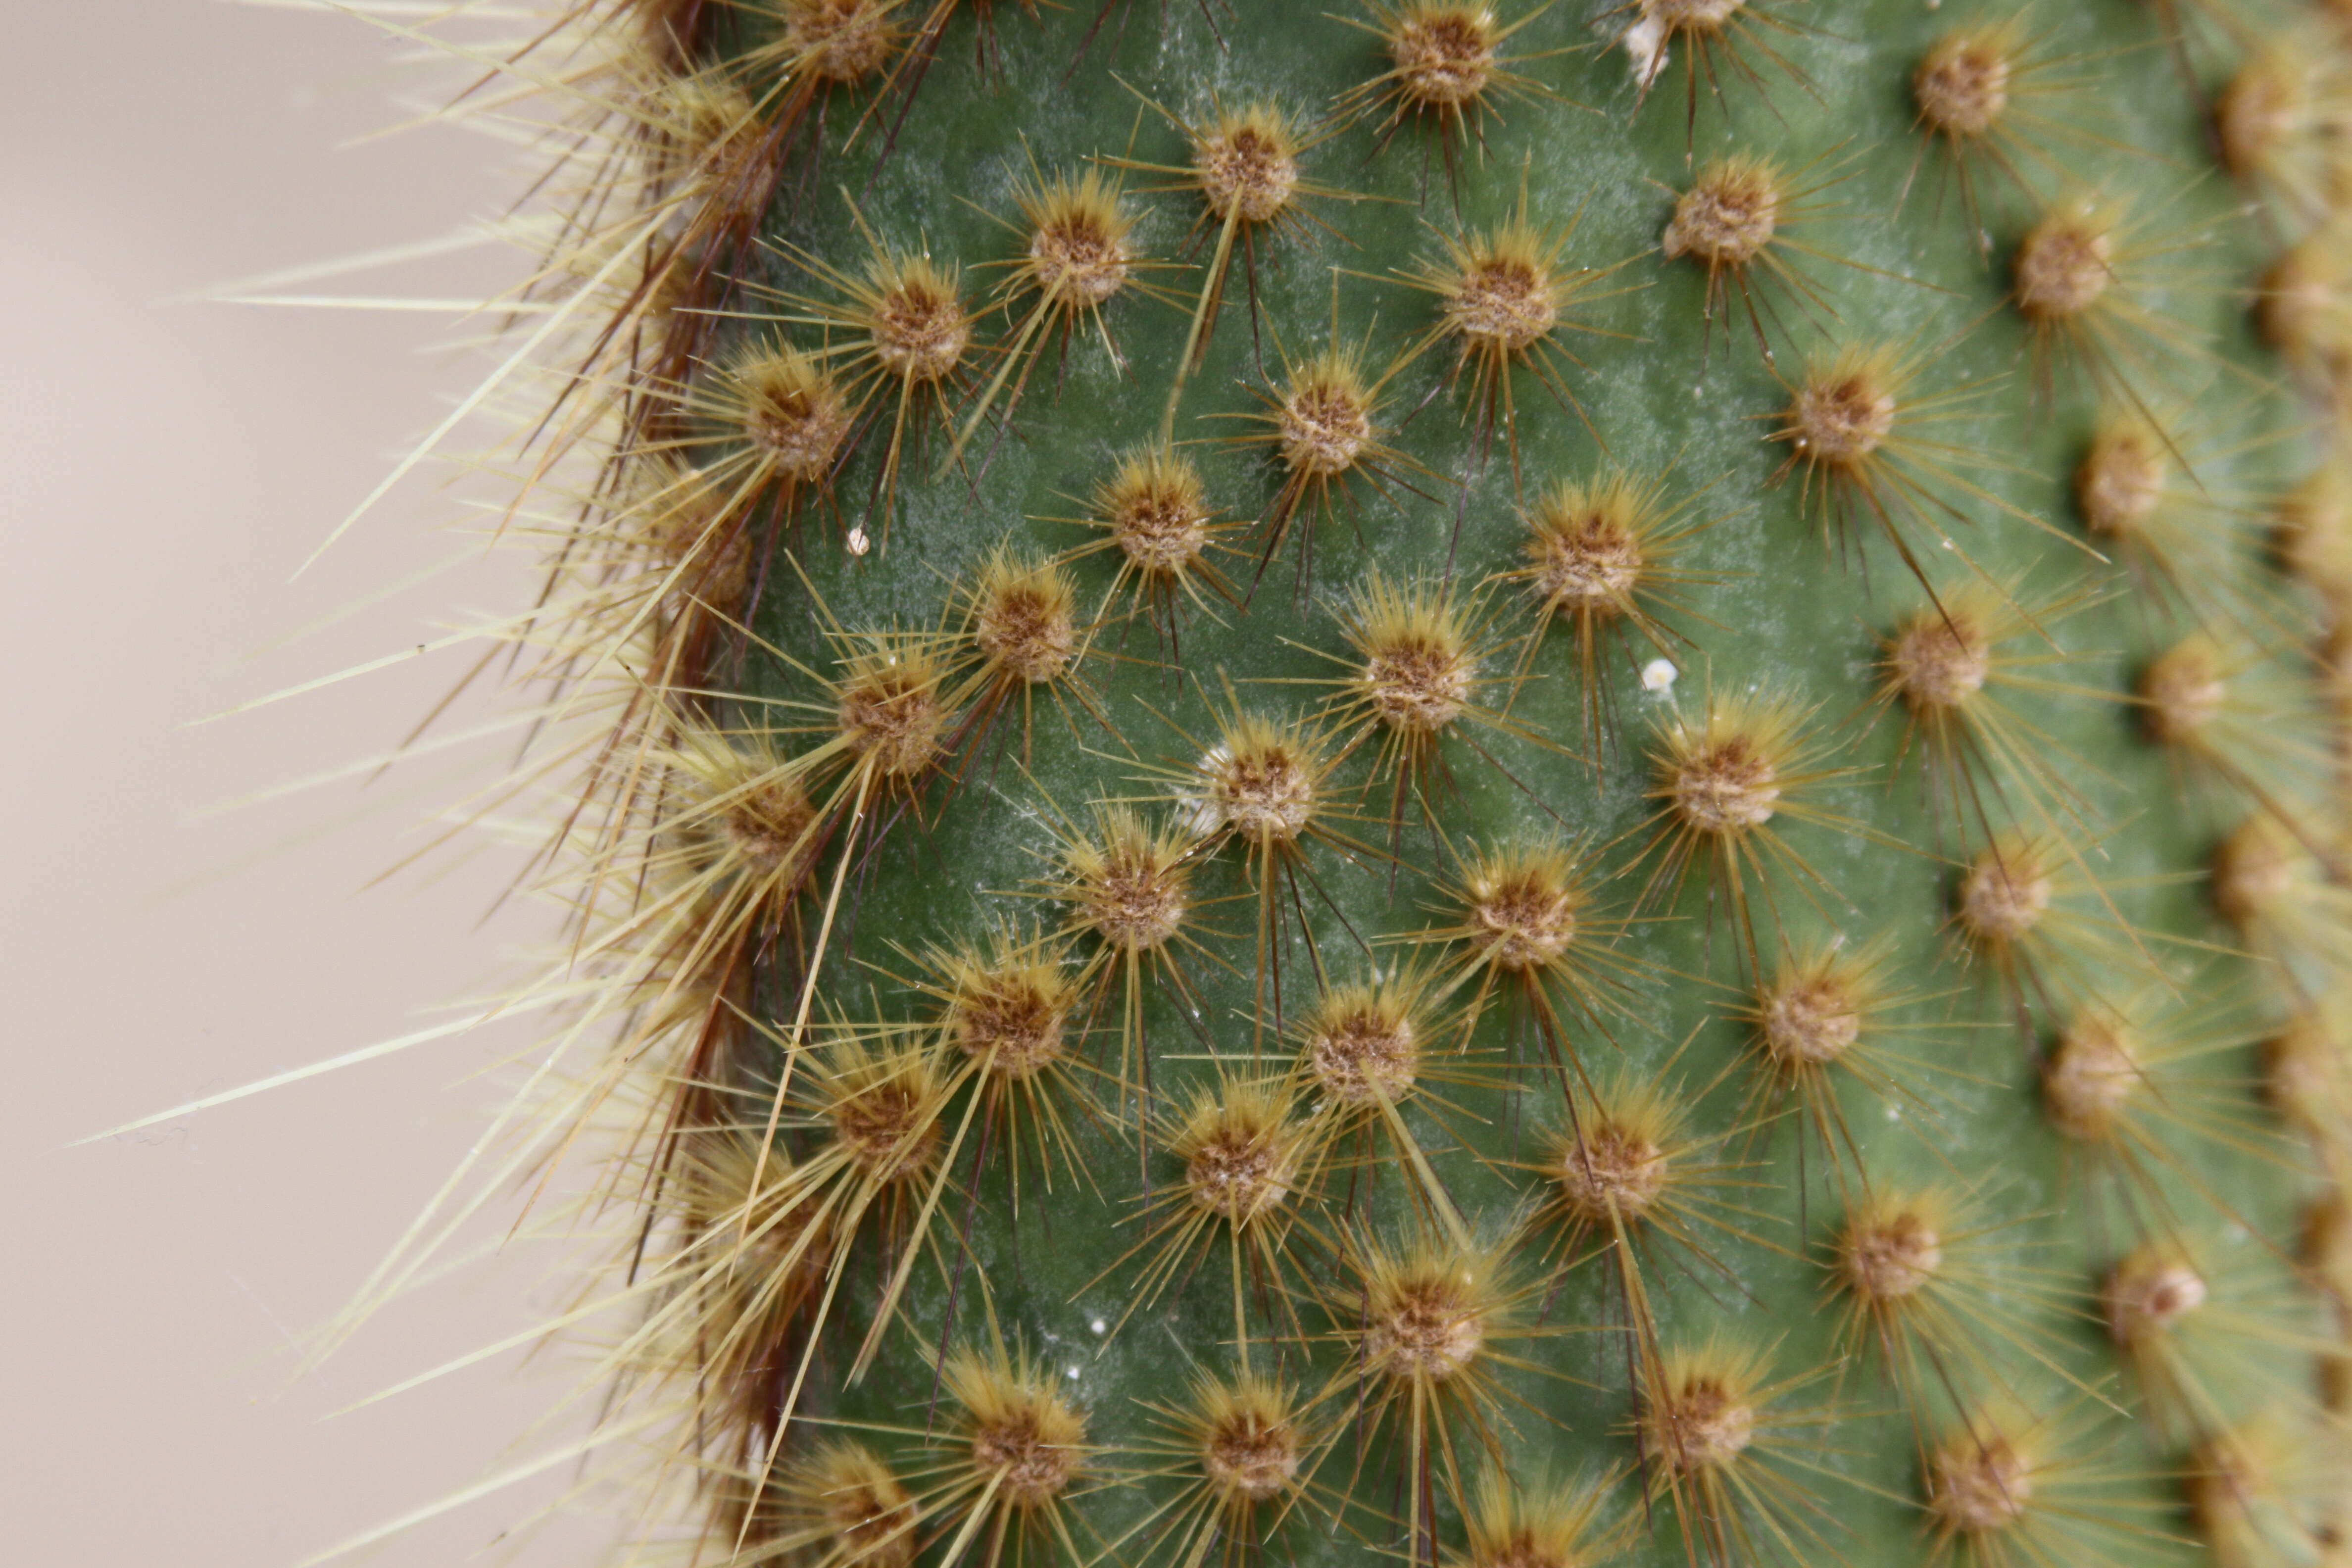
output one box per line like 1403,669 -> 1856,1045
328,0 -> 2352,1564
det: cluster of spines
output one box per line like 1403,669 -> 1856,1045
342,0 -> 2352,1565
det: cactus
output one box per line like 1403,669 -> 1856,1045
273,0 -> 2352,1563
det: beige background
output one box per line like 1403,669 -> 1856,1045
4,5 -> 610,1564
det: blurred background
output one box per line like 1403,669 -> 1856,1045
3,4 -> 602,1562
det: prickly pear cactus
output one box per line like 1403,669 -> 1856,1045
326,0 -> 2352,1563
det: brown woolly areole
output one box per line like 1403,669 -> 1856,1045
2265,1011 -> 2345,1134
868,260 -> 971,384
1199,723 -> 1322,845
735,349 -> 854,484
1663,160 -> 1781,269
1101,452 -> 1212,576
836,650 -> 953,778
2140,640 -> 2226,745
1194,110 -> 1300,225
974,560 -> 1077,685
637,462 -> 730,556
1304,993 -> 1419,1106
968,1398 -> 1084,1509
948,962 -> 1073,1080
2012,210 -> 2113,321
1462,850 -> 1581,972
1757,970 -> 1861,1067
803,1446 -> 919,1568
1641,1374 -> 1757,1474
1182,1112 -> 1299,1225
1914,31 -> 2013,138
1278,366 -> 1374,477
2304,1193 -> 2352,1297
1443,247 -> 1560,355
647,493 -> 753,606
717,773 -> 821,886
1388,5 -> 1501,110
1526,496 -> 1645,615
1840,1209 -> 1944,1303
1552,1120 -> 1668,1224
2261,240 -> 2352,370
1024,177 -> 1134,308
1665,731 -> 1782,834
2215,56 -> 2303,181
685,1132 -> 833,1305
829,1070 -> 941,1184
2105,1250 -> 2208,1345
1958,841 -> 2053,946
1926,1431 -> 2035,1535
784,0 -> 902,83
1887,608 -> 1992,712
652,77 -> 756,169
1360,619 -> 1476,736
1199,1397 -> 1303,1502
2212,815 -> 2299,930
2277,460 -> 2352,601
1064,815 -> 1189,953
1459,1525 -> 1586,1568
1360,1262 -> 1489,1383
2076,425 -> 2166,539
1786,362 -> 1896,470
2043,1014 -> 2141,1141
1641,0 -> 1746,34
2184,1427 -> 2296,1554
